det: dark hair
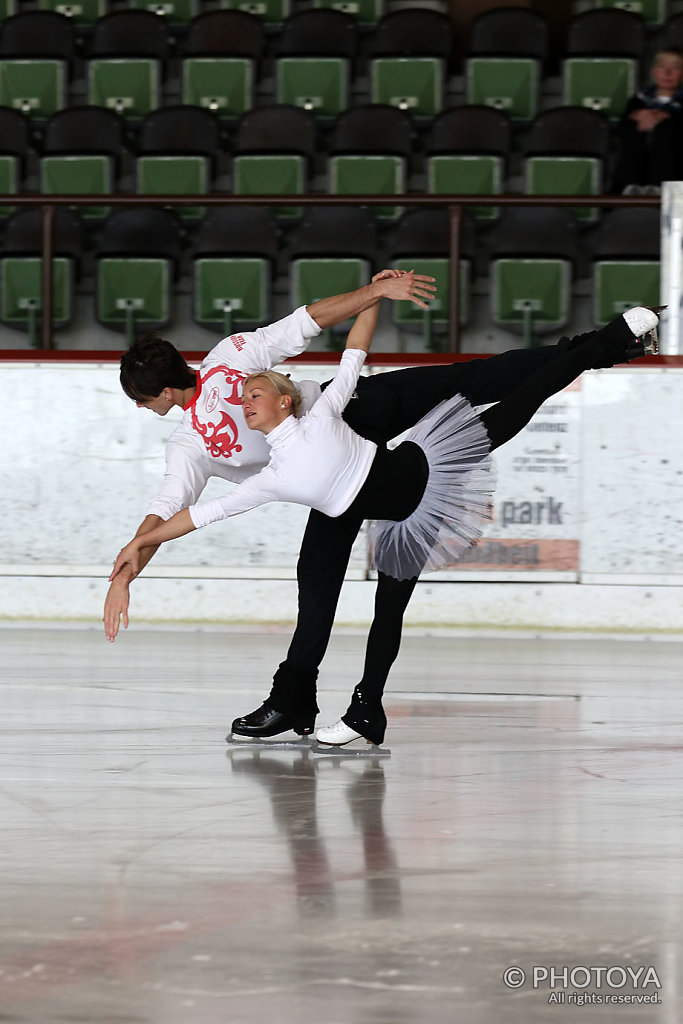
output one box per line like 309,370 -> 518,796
119,331 -> 196,403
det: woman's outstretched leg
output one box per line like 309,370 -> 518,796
480,308 -> 656,452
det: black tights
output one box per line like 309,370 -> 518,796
480,330 -> 595,452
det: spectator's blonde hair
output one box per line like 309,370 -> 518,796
243,370 -> 302,415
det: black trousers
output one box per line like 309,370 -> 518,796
266,331 -> 597,725
611,115 -> 683,192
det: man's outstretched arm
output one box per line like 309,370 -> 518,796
306,269 -> 435,329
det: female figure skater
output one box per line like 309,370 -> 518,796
110,303 -> 659,746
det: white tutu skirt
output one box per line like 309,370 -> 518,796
369,396 -> 495,581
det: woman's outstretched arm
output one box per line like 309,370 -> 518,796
110,508 -> 196,581
345,301 -> 380,354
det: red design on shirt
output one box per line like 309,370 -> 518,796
231,334 -> 246,352
190,365 -> 248,460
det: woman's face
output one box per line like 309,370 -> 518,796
242,379 -> 288,433
653,54 -> 683,93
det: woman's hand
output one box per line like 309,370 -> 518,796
110,538 -> 144,582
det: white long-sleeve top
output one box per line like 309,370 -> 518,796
189,349 -> 377,529
146,307 -> 322,520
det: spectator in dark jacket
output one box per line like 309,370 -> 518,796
611,46 -> 683,194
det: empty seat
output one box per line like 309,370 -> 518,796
388,208 -> 476,337
182,10 -> 264,117
88,11 -> 169,117
42,106 -> 126,219
276,9 -> 356,119
523,107 -> 611,222
467,8 -> 550,122
313,0 -> 382,25
193,207 -> 278,333
0,106 -> 30,217
425,105 -> 511,221
368,9 -> 453,118
39,0 -> 106,28
0,12 -> 74,118
660,12 -> 683,48
488,208 -> 579,342
564,9 -> 646,119
218,0 -> 291,28
233,104 -> 316,218
289,207 -> 378,325
592,207 -> 660,324
329,104 -> 413,219
139,104 -> 220,156
137,105 -> 220,219
595,0 -> 666,26
129,0 -> 199,29
2,207 -> 84,343
97,207 -> 182,342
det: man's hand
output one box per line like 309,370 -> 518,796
372,268 -> 436,309
103,576 -> 131,643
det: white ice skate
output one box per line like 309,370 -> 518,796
623,305 -> 664,355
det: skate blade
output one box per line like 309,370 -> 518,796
310,740 -> 391,758
644,325 -> 659,355
225,734 -> 313,750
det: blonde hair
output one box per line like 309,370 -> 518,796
243,370 -> 302,415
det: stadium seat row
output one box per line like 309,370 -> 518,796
0,205 -> 661,348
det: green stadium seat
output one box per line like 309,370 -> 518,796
291,258 -> 369,349
41,154 -> 112,219
313,0 -> 382,23
466,58 -> 539,121
524,155 -> 601,223
0,257 -> 73,345
182,58 -> 253,116
97,257 -> 171,344
233,153 -> 305,219
129,0 -> 198,26
194,257 -> 270,334
88,58 -> 160,117
428,154 -> 503,221
137,154 -> 209,219
0,154 -> 17,218
593,261 -> 660,324
492,258 -> 572,342
563,57 -> 636,118
0,60 -> 66,117
276,57 -> 349,119
329,154 -> 405,220
218,0 -> 290,26
393,257 -> 469,334
595,0 -> 666,24
370,57 -> 444,118
39,0 -> 105,27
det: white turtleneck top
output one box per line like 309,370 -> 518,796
188,349 -> 377,529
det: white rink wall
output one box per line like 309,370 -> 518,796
2,360 -> 683,633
